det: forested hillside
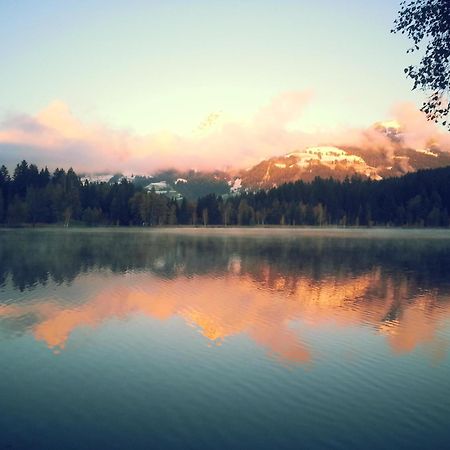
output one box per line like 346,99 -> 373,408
1,160 -> 450,227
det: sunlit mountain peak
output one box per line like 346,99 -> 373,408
375,119 -> 402,130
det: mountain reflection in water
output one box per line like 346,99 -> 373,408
1,228 -> 450,365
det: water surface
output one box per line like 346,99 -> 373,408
1,228 -> 450,449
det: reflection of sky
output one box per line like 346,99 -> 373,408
1,267 -> 449,365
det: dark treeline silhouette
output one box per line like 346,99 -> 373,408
1,160 -> 450,227
2,229 -> 450,292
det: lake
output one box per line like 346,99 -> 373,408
1,228 -> 450,449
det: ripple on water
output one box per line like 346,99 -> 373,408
1,229 -> 450,448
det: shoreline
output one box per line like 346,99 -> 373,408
1,223 -> 450,230
1,225 -> 450,239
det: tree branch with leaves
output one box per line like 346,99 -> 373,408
392,0 -> 450,127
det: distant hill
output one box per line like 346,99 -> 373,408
145,169 -> 230,201
78,121 -> 450,197
80,169 -> 230,200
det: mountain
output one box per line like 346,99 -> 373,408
79,121 -> 450,197
236,146 -> 381,189
235,122 -> 450,190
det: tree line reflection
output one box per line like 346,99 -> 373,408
1,229 -> 450,363
2,229 -> 450,290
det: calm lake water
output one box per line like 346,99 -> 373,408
1,228 -> 450,449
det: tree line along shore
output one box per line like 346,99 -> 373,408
1,161 -> 450,228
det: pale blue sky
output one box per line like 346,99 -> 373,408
0,0 -> 419,134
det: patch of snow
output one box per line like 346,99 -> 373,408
145,181 -> 169,191
287,146 -> 366,166
415,148 -> 438,157
230,178 -> 242,193
282,146 -> 381,179
376,120 -> 401,130
262,163 -> 272,181
81,172 -> 137,184
80,174 -> 114,183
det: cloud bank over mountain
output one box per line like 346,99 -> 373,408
1,92 -> 450,173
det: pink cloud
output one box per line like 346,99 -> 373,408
390,102 -> 450,150
0,93 -> 449,174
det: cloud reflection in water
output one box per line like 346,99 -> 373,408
1,229 -> 450,365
